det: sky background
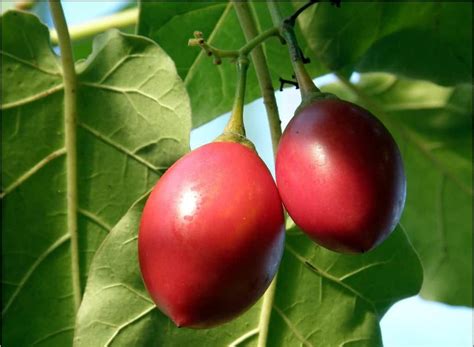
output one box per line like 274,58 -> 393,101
7,1 -> 471,346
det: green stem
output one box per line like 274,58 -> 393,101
189,27 -> 280,65
214,56 -> 254,149
232,2 -> 282,347
50,7 -> 138,45
49,0 -> 81,311
224,56 -> 250,136
232,0 -> 282,154
240,27 -> 280,56
267,0 -> 319,97
188,40 -> 238,60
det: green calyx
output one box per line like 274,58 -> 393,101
295,91 -> 339,115
214,131 -> 256,150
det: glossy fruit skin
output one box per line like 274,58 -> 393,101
276,99 -> 406,253
139,142 -> 285,328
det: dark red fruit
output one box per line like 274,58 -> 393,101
139,142 -> 285,328
276,99 -> 406,253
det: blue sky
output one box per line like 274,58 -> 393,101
36,2 -> 473,346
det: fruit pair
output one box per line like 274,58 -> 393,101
138,96 -> 406,328
138,32 -> 407,327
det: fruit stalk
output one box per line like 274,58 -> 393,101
214,56 -> 255,149
48,0 -> 81,310
267,0 -> 320,98
188,27 -> 280,62
225,56 -> 249,136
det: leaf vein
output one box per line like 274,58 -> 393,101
78,122 -> 165,173
0,84 -> 64,110
1,147 -> 67,199
94,53 -> 158,84
340,337 -> 372,347
285,244 -> 377,313
32,326 -> 74,345
0,50 -> 61,76
273,305 -> 314,347
338,259 -> 392,281
78,208 -> 111,233
96,283 -> 153,304
104,305 -> 155,347
2,233 -> 71,316
79,81 -> 175,112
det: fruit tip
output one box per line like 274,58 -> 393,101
172,316 -> 190,329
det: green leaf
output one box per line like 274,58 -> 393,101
137,1 -> 326,128
71,24 -> 136,62
1,10 -> 191,346
299,2 -> 472,86
322,73 -> 473,307
74,198 -> 421,346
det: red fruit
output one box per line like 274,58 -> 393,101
139,142 -> 285,328
276,99 -> 406,253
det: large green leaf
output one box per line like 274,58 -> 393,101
137,1 -> 326,128
299,2 -> 472,86
74,196 -> 421,346
1,10 -> 191,346
322,73 -> 473,307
